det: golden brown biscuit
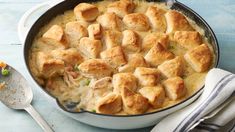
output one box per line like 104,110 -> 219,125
134,67 -> 160,86
118,53 -> 148,72
43,25 -> 64,42
145,6 -> 166,32
145,43 -> 174,66
122,87 -> 149,114
122,30 -> 141,52
184,44 -> 212,72
142,32 -> 169,50
139,85 -> 165,108
163,77 -> 187,100
97,12 -> 123,31
35,38 -> 67,52
123,13 -> 150,31
88,23 -> 102,40
78,59 -> 112,78
107,0 -> 135,18
165,10 -> 193,34
78,37 -> 102,58
96,93 -> 122,114
174,31 -> 202,49
36,52 -> 64,78
103,30 -> 122,49
100,46 -> 127,68
42,25 -> 68,48
158,56 -> 183,78
74,3 -> 99,22
50,48 -> 83,66
65,21 -> 88,47
113,73 -> 137,94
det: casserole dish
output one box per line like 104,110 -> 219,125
18,0 -> 219,129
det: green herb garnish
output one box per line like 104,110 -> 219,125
74,64 -> 80,71
91,109 -> 96,113
169,45 -> 175,50
85,79 -> 91,86
1,68 -> 10,76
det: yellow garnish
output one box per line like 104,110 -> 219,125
0,61 -> 7,68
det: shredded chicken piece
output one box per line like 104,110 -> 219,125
63,66 -> 81,87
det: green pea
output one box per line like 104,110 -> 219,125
85,80 -> 91,86
1,69 -> 10,76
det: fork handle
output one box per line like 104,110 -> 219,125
25,104 -> 54,132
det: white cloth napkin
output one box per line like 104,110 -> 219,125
151,68 -> 235,132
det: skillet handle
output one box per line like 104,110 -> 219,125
18,0 -> 65,43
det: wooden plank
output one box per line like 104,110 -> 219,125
0,3 -> 50,45
216,34 -> 235,73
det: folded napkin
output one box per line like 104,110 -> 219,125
151,68 -> 235,132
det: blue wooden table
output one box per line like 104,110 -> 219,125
0,0 -> 235,132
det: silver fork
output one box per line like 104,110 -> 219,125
187,93 -> 235,131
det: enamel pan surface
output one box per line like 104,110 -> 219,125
23,0 -> 219,117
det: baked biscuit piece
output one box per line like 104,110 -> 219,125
79,37 -> 102,58
103,30 -> 122,49
100,46 -> 127,68
42,25 -> 68,49
174,31 -> 202,49
134,67 -> 160,86
122,87 -> 149,114
65,21 -> 88,47
35,38 -> 67,52
78,59 -> 112,78
43,25 -> 64,42
118,53 -> 148,72
107,0 -> 135,18
88,23 -> 102,39
158,56 -> 183,78
139,85 -> 165,108
122,30 -> 141,52
163,77 -> 186,100
184,44 -> 212,72
50,48 -> 83,66
142,32 -> 169,50
145,6 -> 166,32
36,52 -> 64,78
91,77 -> 113,97
96,93 -> 122,114
123,13 -> 150,31
113,73 -> 137,94
145,43 -> 174,66
165,10 -> 193,34
74,3 -> 99,22
97,12 -> 123,31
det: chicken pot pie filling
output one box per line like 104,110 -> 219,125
29,0 -> 215,115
